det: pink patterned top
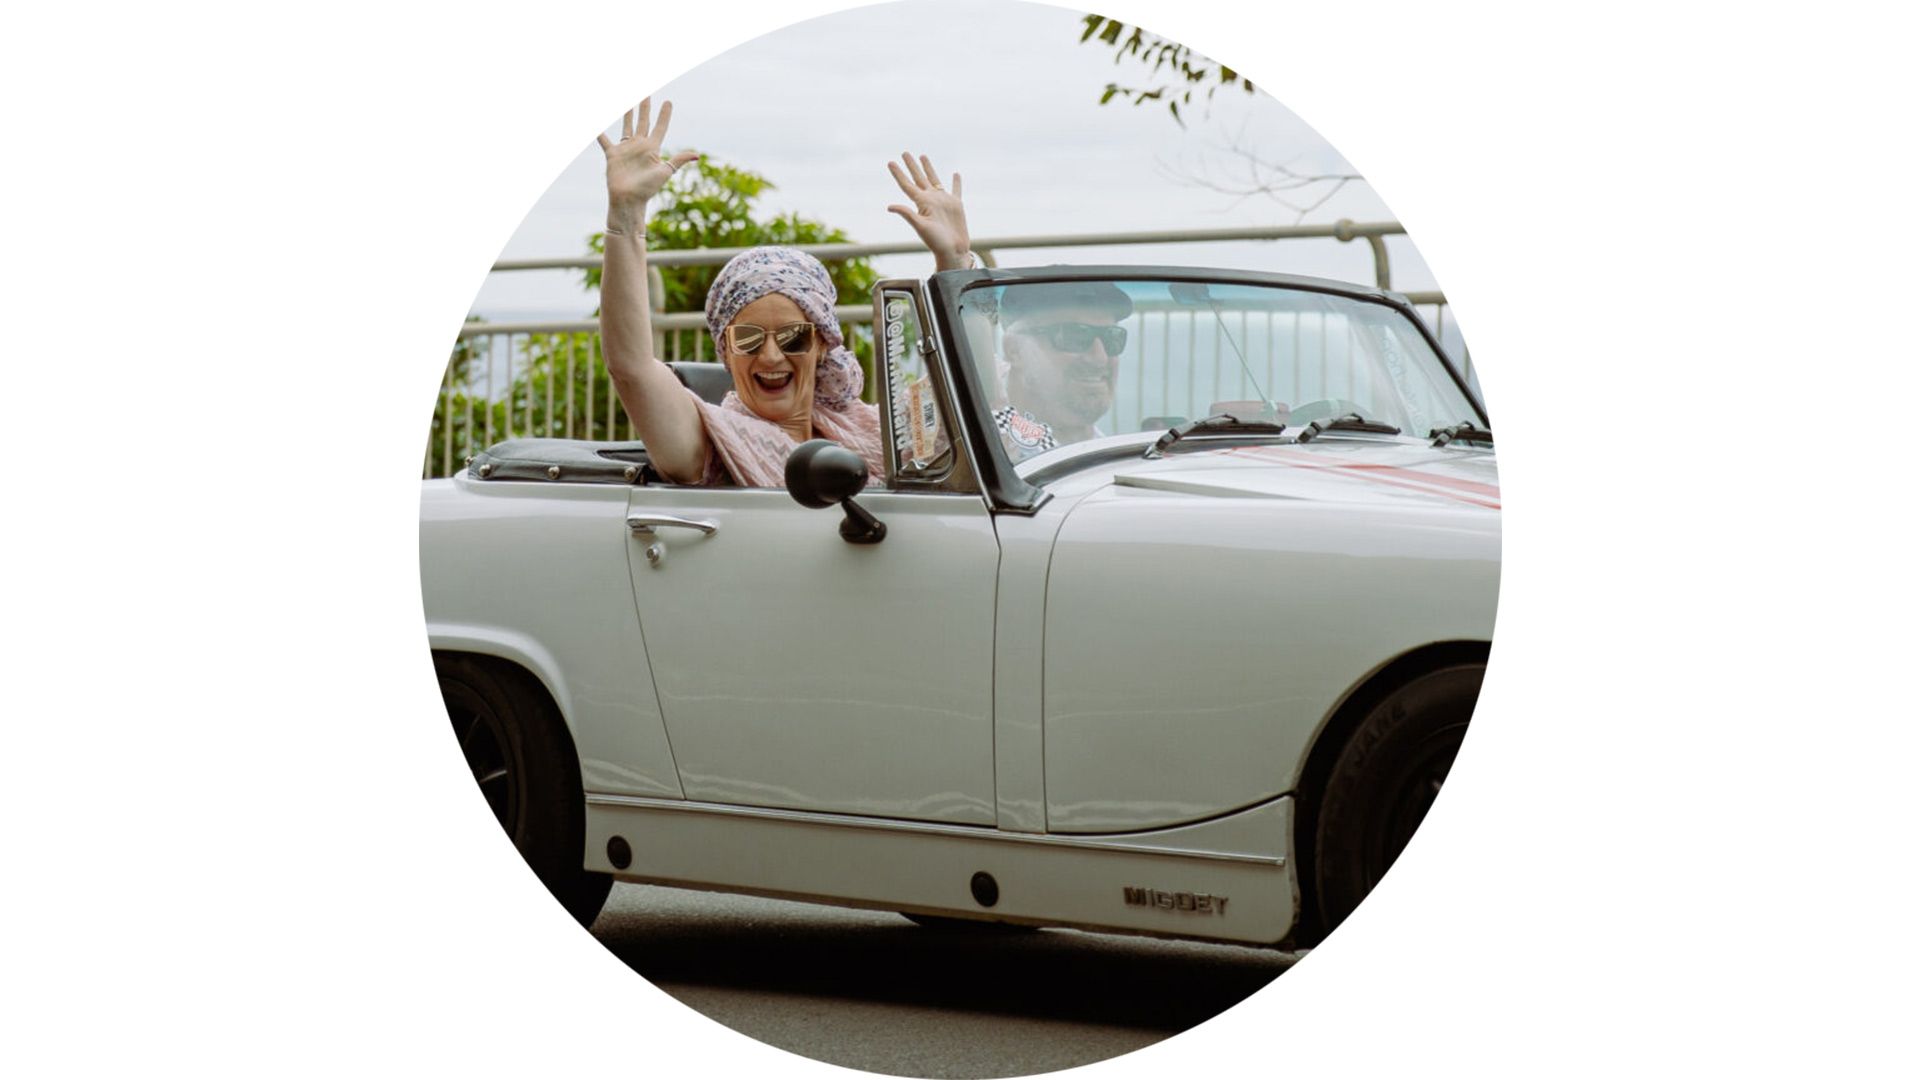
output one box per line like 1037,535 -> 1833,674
687,381 -> 885,488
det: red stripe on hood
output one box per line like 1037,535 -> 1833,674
1223,446 -> 1502,509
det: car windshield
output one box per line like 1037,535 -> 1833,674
952,277 -> 1481,467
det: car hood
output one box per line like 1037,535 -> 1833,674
1101,440 -> 1500,511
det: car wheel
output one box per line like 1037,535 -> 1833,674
438,653 -> 612,928
1312,663 -> 1480,937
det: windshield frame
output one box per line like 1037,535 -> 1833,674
923,265 -> 1485,512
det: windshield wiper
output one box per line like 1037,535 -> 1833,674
1293,413 -> 1401,444
1145,413 -> 1288,458
1429,422 -> 1493,448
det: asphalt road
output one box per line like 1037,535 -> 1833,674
591,883 -> 1300,1078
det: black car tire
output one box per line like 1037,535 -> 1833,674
439,653 -> 612,928
1312,663 -> 1480,937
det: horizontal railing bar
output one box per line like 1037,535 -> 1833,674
461,294 -> 1447,340
458,295 -> 1448,340
456,320 -> 596,336
458,304 -> 875,339
491,221 -> 1410,272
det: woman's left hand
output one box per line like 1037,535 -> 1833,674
887,152 -> 972,270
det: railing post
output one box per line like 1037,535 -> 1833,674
648,264 -> 667,361
1333,219 -> 1392,291
440,354 -> 454,478
1365,236 -> 1390,291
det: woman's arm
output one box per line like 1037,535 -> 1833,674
886,153 -> 973,271
598,99 -> 707,484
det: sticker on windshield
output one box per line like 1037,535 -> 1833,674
905,377 -> 939,465
884,294 -> 916,461
994,406 -> 1056,456
888,358 -> 913,460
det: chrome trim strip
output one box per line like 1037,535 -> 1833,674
583,793 -> 1285,867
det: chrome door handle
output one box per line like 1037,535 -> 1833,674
626,513 -> 720,537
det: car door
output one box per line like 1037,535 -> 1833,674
623,285 -> 1000,826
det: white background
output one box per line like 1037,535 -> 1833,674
6,0 -> 1917,1075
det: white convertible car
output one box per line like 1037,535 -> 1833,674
420,266 -> 1498,947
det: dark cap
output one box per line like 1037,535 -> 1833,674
995,280 -> 1134,325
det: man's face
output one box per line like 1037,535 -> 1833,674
1004,304 -> 1125,428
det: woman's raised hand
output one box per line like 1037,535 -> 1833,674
598,98 -> 699,229
887,153 -> 972,270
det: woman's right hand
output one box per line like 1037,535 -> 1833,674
598,98 -> 699,231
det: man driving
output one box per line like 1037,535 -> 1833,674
990,281 -> 1133,461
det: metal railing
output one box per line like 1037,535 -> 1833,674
426,221 -> 1455,478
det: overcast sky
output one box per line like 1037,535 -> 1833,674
472,0 -> 1447,332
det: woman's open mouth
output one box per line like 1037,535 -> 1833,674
752,370 -> 795,392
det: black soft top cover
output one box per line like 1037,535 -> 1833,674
465,361 -> 732,485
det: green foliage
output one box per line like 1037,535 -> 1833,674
424,316 -> 504,474
582,157 -> 879,331
426,157 -> 881,477
445,315 -> 487,385
426,332 -> 607,474
1079,13 -> 1254,127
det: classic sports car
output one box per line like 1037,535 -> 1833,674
421,265 -> 1498,947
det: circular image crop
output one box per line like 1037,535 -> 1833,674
421,2 -> 1498,1075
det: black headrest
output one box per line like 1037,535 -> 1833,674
669,361 -> 733,404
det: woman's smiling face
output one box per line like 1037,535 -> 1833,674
722,292 -> 823,423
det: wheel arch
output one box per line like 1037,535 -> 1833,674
430,643 -> 584,783
1289,639 -> 1490,946
432,645 -> 612,926
426,626 -> 573,731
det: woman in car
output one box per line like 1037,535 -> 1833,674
598,99 -> 974,486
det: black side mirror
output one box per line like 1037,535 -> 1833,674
786,439 -> 887,544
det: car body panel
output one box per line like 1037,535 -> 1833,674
986,499 -> 1076,833
624,485 -> 1001,824
1105,441 -> 1500,509
1038,440 -> 1499,832
419,475 -> 684,798
583,792 -> 1298,945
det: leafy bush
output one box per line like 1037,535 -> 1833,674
426,158 -> 879,476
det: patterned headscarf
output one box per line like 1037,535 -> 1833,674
703,246 -> 863,407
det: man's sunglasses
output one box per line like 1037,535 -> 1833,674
1016,321 -> 1128,355
721,321 -> 817,356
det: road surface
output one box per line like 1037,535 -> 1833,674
591,883 -> 1299,1077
